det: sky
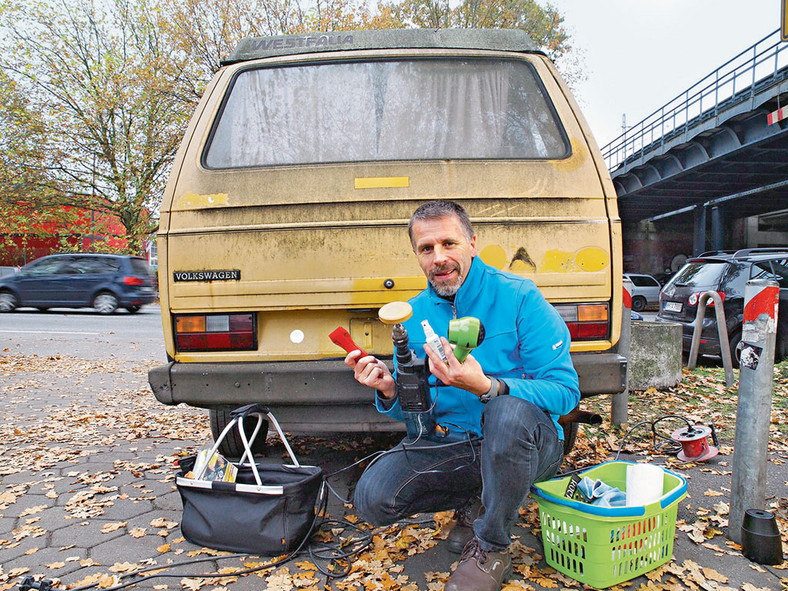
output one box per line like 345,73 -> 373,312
548,0 -> 784,148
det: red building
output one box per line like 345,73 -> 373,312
0,205 -> 132,267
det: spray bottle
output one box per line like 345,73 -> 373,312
421,319 -> 449,363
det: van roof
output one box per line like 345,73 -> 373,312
224,28 -> 539,64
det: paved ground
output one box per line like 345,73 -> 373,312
0,337 -> 786,590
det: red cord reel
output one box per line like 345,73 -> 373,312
670,424 -> 719,462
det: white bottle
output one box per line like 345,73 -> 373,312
421,320 -> 448,363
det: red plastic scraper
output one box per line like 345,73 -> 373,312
329,326 -> 368,358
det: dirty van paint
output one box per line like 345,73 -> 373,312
540,248 -> 610,273
148,29 -> 625,442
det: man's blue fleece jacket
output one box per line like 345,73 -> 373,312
375,256 -> 581,439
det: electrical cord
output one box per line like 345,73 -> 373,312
21,502 -> 440,591
397,384 -> 482,476
400,427 -> 480,476
613,414 -> 693,460
20,392 -> 484,591
306,518 -> 374,579
22,431 -> 466,591
324,384 -> 482,487
22,482 -> 334,591
321,432 -> 480,506
24,409 -> 703,591
553,413 -> 714,480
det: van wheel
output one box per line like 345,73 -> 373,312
631,296 -> 646,312
561,421 -> 579,456
93,292 -> 118,314
0,291 -> 17,312
209,408 -> 269,458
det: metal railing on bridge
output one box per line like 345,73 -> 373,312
602,29 -> 788,171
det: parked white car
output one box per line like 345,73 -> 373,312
624,273 -> 661,312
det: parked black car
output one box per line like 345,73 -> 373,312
0,253 -> 156,314
656,249 -> 788,367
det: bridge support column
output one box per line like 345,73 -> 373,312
711,206 -> 725,251
693,205 -> 707,255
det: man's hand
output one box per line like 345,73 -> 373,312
344,351 -> 396,399
423,337 -> 492,397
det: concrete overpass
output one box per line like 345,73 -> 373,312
603,30 -> 788,262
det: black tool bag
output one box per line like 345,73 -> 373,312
175,404 -> 324,555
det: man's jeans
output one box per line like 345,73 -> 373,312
353,396 -> 565,551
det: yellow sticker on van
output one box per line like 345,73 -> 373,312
354,177 -> 410,189
175,192 -> 228,209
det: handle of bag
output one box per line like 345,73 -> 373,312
229,404 -> 299,467
230,403 -> 271,419
195,412 -> 267,483
199,405 -> 301,488
229,403 -> 271,475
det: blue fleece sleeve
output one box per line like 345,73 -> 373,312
502,284 -> 580,416
375,388 -> 404,421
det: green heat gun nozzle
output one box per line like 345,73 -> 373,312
448,317 -> 485,363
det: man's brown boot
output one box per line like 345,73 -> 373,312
446,497 -> 482,554
444,537 -> 512,591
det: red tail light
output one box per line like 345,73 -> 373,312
554,304 -> 610,341
174,313 -> 256,352
123,276 -> 145,286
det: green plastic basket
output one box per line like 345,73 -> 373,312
531,461 -> 687,589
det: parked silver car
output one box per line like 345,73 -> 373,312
624,273 -> 661,312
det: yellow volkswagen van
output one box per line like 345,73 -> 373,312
149,29 -> 625,454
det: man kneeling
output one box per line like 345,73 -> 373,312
344,200 -> 580,591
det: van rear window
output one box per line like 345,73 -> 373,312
204,58 -> 569,167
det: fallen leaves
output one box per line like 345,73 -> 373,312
64,485 -> 119,519
100,521 -> 127,533
3,351 -> 787,591
108,562 -> 138,573
97,574 -> 121,589
702,566 -> 729,583
19,505 -> 47,517
44,562 -> 65,570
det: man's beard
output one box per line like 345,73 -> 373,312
429,264 -> 462,297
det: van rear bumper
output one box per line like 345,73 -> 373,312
572,352 -> 627,397
148,353 -> 625,431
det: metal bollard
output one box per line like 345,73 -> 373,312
612,279 -> 632,425
687,290 -> 734,387
728,279 -> 780,544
